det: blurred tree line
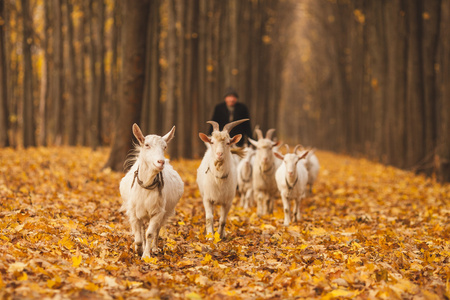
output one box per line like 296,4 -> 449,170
0,0 -> 448,182
0,0 -> 294,162
280,0 -> 449,182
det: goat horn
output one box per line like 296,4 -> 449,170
266,128 -> 276,140
206,121 -> 220,132
293,144 -> 302,154
255,128 -> 263,140
223,118 -> 249,133
284,144 -> 290,153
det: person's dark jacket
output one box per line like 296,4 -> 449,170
209,102 -> 253,146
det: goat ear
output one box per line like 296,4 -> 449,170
132,123 -> 145,145
248,138 -> 258,147
274,152 -> 284,160
298,150 -> 309,160
199,133 -> 211,144
230,134 -> 242,145
272,140 -> 281,148
163,126 -> 176,143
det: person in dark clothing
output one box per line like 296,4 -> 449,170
209,87 -> 253,146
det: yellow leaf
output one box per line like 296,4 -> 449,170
202,253 -> 212,265
178,221 -> 185,225
177,260 -> 194,268
0,273 -> 4,289
310,227 -> 327,236
143,256 -> 158,264
59,235 -> 75,250
323,289 -> 353,299
84,282 -> 99,292
213,231 -> 221,243
353,9 -> 365,24
17,272 -> 28,281
125,280 -> 143,289
48,275 -> 62,289
186,292 -> 202,300
72,255 -> 82,268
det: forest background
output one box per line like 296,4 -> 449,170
0,0 -> 449,182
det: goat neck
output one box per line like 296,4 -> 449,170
135,155 -> 163,188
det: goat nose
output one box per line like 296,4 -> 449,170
217,152 -> 223,157
158,160 -> 165,165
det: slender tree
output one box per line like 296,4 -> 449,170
104,0 -> 150,171
21,0 -> 36,147
0,0 -> 9,146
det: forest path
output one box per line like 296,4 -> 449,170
0,147 -> 449,299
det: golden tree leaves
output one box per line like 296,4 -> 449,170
0,147 -> 449,299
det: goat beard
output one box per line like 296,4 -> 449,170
214,159 -> 224,169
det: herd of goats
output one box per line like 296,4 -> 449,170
119,120 -> 320,260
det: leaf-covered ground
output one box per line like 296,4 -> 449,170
0,147 -> 449,299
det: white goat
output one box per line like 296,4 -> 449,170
274,145 -> 309,226
298,147 -> 320,194
248,128 -> 281,216
197,119 -> 248,239
120,124 -> 184,259
237,146 -> 255,209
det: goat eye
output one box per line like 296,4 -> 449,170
145,144 -> 150,148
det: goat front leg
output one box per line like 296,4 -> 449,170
268,196 -> 274,215
256,192 -> 265,217
203,198 -> 215,240
142,213 -> 164,260
218,202 -> 232,239
281,195 -> 291,226
130,216 -> 144,256
293,198 -> 302,222
244,189 -> 252,210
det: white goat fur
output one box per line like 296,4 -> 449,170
196,119 -> 248,239
248,129 -> 281,216
120,124 -> 184,259
274,147 -> 309,226
237,146 -> 255,209
298,149 -> 320,193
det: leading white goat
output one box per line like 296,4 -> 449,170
120,124 -> 184,260
274,145 -> 309,226
197,119 -> 249,239
248,128 -> 281,216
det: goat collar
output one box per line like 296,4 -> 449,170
260,163 -> 274,175
285,176 -> 298,190
131,167 -> 164,193
205,166 -> 228,179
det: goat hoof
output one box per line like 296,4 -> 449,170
135,243 -> 143,256
151,247 -> 161,254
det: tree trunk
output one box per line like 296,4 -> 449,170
64,0 -> 78,145
21,0 -> 36,147
0,0 -> 9,146
52,0 -> 64,145
104,0 -> 150,171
